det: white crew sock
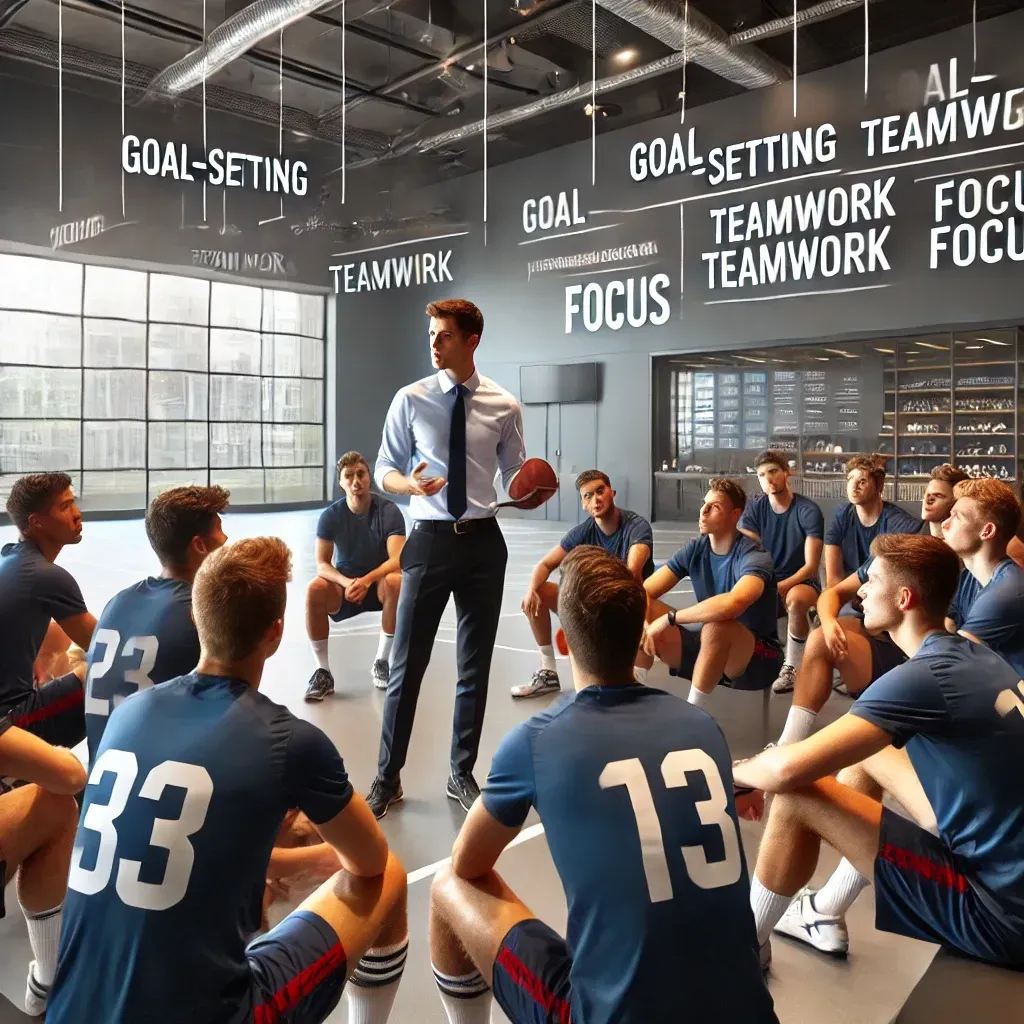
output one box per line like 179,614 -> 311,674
778,705 -> 817,745
786,632 -> 807,671
539,644 -> 557,673
22,902 -> 62,986
688,686 -> 710,708
375,632 -> 394,664
634,665 -> 649,683
813,858 -> 869,917
750,878 -> 792,948
311,638 -> 331,672
346,937 -> 409,1024
432,965 -> 492,1024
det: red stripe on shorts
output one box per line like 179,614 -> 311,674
497,945 -> 572,1024
12,686 -> 83,728
252,941 -> 347,1024
879,843 -> 969,893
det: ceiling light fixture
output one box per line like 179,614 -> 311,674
978,336 -> 1012,346
965,344 -> 984,350
874,347 -> 895,354
918,342 -> 948,351
614,48 -> 637,64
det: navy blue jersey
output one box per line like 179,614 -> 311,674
824,501 -> 922,576
851,633 -> 1024,934
483,685 -> 775,1024
0,541 -> 86,710
950,560 -> 1024,678
49,673 -> 354,1024
739,493 -> 824,584
666,534 -> 778,639
84,577 -> 201,767
561,509 -> 655,579
316,495 -> 405,579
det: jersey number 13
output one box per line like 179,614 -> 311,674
69,749 -> 213,912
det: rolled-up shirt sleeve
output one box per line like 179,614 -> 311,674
375,389 -> 414,491
497,402 -> 527,492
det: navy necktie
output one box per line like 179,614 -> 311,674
447,384 -> 467,520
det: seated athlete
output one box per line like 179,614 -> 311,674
512,469 -> 654,699
920,463 -> 969,538
738,450 -> 824,696
428,546 -> 777,1024
0,473 -> 96,747
83,485 -> 229,766
943,478 -> 1024,676
0,716 -> 86,1015
824,456 -> 921,587
735,534 -> 1024,972
48,538 -> 408,1023
643,478 -> 783,709
306,451 -> 406,700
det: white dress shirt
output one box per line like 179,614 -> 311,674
375,369 -> 526,521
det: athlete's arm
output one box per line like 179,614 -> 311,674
530,546 -> 567,590
314,795 -> 390,878
824,544 -> 846,590
0,721 -> 87,794
673,574 -> 764,626
315,537 -> 353,589
1008,535 -> 1024,570
362,534 -> 405,587
56,610 -> 97,652
625,543 -> 652,582
643,564 -> 680,603
738,526 -> 761,544
944,617 -> 958,635
779,536 -> 824,594
732,714 -> 890,794
451,800 -> 522,880
958,628 -> 984,645
818,570 -> 862,624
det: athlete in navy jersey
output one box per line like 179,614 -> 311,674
940,477 -> 1024,678
739,451 -> 825,695
823,457 -> 920,586
428,547 -> 776,1024
49,537 -> 408,1024
645,479 -> 783,708
0,473 -> 96,748
514,470 -> 654,699
84,486 -> 230,766
736,533 -> 1024,970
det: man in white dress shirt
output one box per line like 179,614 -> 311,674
368,298 -> 526,819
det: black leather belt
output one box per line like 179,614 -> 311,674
414,517 -> 499,536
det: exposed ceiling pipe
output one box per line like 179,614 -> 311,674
0,0 -> 32,30
146,0 -> 339,98
730,0 -> 887,45
595,0 -> 787,89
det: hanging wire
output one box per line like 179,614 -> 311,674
972,0 -> 978,74
792,0 -> 798,117
863,0 -> 869,97
679,0 -> 688,124
121,0 -> 125,217
341,2 -> 347,204
58,0 -> 63,211
590,0 -> 595,184
483,0 -> 488,243
202,0 -> 207,222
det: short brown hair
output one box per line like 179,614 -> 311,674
192,537 -> 292,661
5,472 -> 73,533
708,477 -> 747,513
952,478 -> 1022,544
869,533 -> 961,620
575,470 -> 611,493
557,546 -> 646,683
425,298 -> 484,339
846,455 -> 886,488
930,464 -> 970,487
336,451 -> 369,476
755,450 -> 790,471
145,486 -> 230,567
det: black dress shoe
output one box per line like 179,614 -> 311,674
446,771 -> 481,812
366,775 -> 403,819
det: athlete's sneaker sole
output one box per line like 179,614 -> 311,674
304,688 -> 333,702
510,682 -> 561,699
773,893 -> 849,957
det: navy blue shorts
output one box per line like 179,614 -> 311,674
492,919 -> 573,1024
329,586 -> 384,622
5,672 -> 84,749
247,910 -> 348,1024
669,624 -> 784,692
875,809 -> 1024,969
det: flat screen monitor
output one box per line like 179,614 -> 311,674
520,362 -> 601,404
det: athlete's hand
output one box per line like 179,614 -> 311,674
777,579 -> 793,600
822,618 -> 848,661
733,786 -> 765,822
408,461 -> 446,497
345,577 -> 370,605
521,587 -> 542,618
642,615 -> 669,657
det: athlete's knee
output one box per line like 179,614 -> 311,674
379,573 -> 402,601
306,575 -> 334,605
786,587 -> 815,616
700,620 -> 737,646
34,787 -> 79,837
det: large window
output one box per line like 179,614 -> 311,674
0,254 -> 326,511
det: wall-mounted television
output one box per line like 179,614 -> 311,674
520,362 -> 601,405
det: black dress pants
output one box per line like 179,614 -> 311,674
377,517 -> 507,779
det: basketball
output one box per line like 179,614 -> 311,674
508,458 -> 558,510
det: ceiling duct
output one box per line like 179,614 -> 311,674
146,0 -> 338,98
730,0 -> 889,45
596,0 -> 787,89
516,2 -> 622,57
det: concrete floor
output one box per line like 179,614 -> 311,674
0,510 -> 995,1022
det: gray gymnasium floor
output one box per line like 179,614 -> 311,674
0,511 -> 949,1022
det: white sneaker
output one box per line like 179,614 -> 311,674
772,663 -> 797,694
511,669 -> 560,699
773,890 -> 849,957
25,961 -> 49,1017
